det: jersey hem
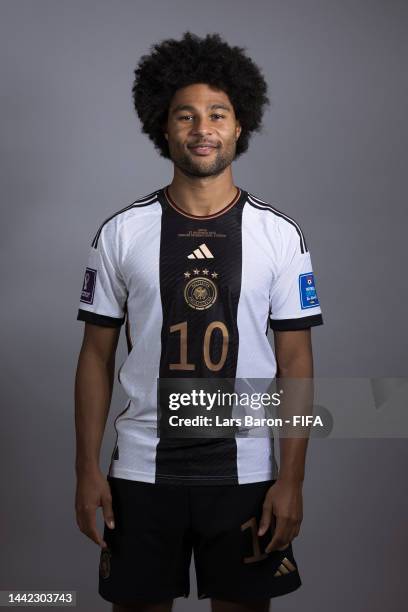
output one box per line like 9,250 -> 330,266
108,466 -> 277,485
108,467 -> 156,483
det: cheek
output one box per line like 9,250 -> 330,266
221,122 -> 238,137
169,126 -> 190,145
223,129 -> 239,146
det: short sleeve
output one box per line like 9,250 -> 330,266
269,220 -> 323,331
77,220 -> 127,327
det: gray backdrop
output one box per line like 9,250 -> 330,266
1,0 -> 407,610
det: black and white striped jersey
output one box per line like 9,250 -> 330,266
77,185 -> 323,485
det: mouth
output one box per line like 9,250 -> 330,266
188,144 -> 218,156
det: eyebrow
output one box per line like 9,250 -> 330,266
171,103 -> 231,114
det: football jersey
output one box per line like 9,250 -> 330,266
77,185 -> 323,485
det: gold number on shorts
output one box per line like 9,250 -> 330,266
241,517 -> 268,564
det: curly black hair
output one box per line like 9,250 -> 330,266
132,31 -> 270,160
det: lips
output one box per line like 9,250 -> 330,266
188,143 -> 218,155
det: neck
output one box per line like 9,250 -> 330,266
167,169 -> 238,217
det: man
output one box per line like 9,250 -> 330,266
75,32 -> 323,612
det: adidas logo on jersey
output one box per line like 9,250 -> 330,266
187,243 -> 214,259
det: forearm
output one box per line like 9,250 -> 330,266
276,352 -> 314,484
74,348 -> 115,475
278,438 -> 308,483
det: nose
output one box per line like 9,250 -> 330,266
190,115 -> 213,135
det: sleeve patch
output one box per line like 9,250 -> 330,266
299,272 -> 319,309
80,267 -> 97,304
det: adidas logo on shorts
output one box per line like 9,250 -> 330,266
274,556 -> 297,577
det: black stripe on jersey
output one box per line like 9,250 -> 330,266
77,308 -> 125,327
154,187 -> 247,485
91,191 -> 160,249
270,313 -> 323,331
247,194 -> 308,254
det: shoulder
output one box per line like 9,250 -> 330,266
245,189 -> 309,254
90,188 -> 161,249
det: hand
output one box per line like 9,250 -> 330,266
257,479 -> 303,553
75,467 -> 115,549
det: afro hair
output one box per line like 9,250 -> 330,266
132,31 -> 270,159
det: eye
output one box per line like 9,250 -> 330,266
211,113 -> 225,119
178,115 -> 193,121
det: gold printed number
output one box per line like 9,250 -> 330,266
203,321 -> 228,371
241,517 -> 268,564
169,322 -> 195,370
169,320 -> 229,372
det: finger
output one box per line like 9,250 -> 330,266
265,519 -> 291,552
265,533 -> 290,553
258,503 -> 273,536
79,518 -> 105,547
79,508 -> 106,548
101,493 -> 115,529
85,521 -> 107,548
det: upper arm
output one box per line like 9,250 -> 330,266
80,322 -> 121,365
273,328 -> 313,377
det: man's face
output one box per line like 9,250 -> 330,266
164,83 -> 242,178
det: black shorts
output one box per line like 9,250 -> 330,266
98,476 -> 302,605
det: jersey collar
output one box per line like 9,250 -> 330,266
159,185 -> 246,220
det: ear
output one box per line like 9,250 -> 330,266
235,121 -> 242,140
